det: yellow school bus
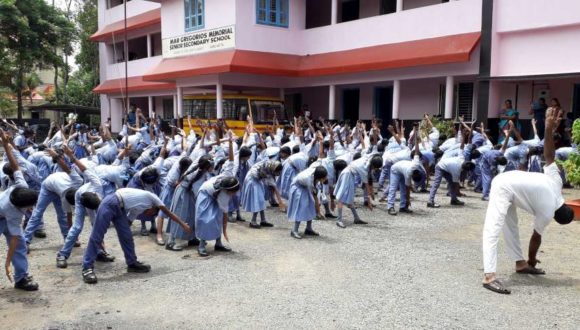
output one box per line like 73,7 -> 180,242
181,94 -> 288,136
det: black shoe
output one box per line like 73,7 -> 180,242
165,242 -> 184,251
270,202 -> 279,207
214,244 -> 232,252
418,188 -> 429,193
482,196 -> 489,201
304,229 -> 320,236
149,227 -> 158,234
260,221 -> 274,227
353,219 -> 368,225
427,202 -> 441,208
474,188 -> 483,193
140,227 -> 149,236
325,213 -> 337,219
188,238 -> 200,247
82,268 -> 98,284
227,217 -> 237,223
127,261 -> 151,273
15,276 -> 39,291
236,216 -> 246,222
249,222 -> 261,229
399,207 -> 413,214
33,229 -> 46,239
96,252 -> 115,263
336,221 -> 346,228
363,201 -> 369,207
74,241 -> 81,248
198,247 -> 209,257
290,231 -> 302,239
388,207 -> 398,216
451,199 -> 465,206
56,255 -> 67,269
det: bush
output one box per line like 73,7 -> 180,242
562,119 -> 580,186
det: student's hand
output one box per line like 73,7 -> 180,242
46,148 -> 58,157
317,212 -> 326,220
63,145 -> 74,157
5,260 -> 11,283
330,199 -> 336,212
279,202 -> 286,213
181,223 -> 192,234
367,202 -> 373,211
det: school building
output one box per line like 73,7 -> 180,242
93,0 -> 580,135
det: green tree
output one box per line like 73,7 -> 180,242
0,0 -> 76,122
66,0 -> 100,108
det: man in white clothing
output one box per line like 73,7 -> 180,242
481,109 -> 575,294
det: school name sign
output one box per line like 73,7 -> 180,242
162,26 -> 235,59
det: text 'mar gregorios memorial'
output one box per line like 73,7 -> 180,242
162,25 -> 235,59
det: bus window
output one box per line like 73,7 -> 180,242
250,100 -> 286,123
222,98 -> 249,120
183,99 -> 217,119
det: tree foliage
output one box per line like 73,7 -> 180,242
0,0 -> 76,121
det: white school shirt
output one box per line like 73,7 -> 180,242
391,155 -> 425,186
437,154 -> 465,183
0,171 -> 28,235
77,168 -> 103,197
491,163 -> 563,234
43,171 -> 84,196
439,138 -> 457,152
116,188 -> 163,221
429,127 -> 440,146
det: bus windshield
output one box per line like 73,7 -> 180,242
250,100 -> 286,123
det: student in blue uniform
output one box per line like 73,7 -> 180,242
24,145 -> 85,245
480,128 -> 511,201
195,176 -> 240,257
287,166 -> 328,239
333,153 -> 383,228
81,188 -> 191,284
386,125 -> 426,216
0,130 -> 39,291
242,160 -> 285,228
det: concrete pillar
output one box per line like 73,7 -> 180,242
396,0 -> 403,12
329,85 -> 336,120
279,88 -> 285,101
148,96 -> 154,118
175,89 -> 181,118
216,83 -> 223,119
146,34 -> 152,58
392,80 -> 400,119
331,0 -> 338,24
444,76 -> 455,119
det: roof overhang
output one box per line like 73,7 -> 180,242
90,9 -> 161,42
143,32 -> 480,81
93,76 -> 176,94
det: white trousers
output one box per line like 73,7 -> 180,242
482,184 -> 525,273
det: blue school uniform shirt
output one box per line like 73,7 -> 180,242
293,167 -> 316,189
0,171 -> 29,236
115,188 -> 163,221
391,156 -> 425,186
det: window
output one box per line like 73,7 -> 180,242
150,33 -> 162,57
185,0 -> 204,32
257,0 -> 289,28
107,0 -> 131,10
127,36 -> 148,61
380,0 -> 397,15
250,100 -> 285,122
455,83 -> 474,122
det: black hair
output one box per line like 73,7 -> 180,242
128,152 -> 140,165
280,136 -> 290,145
80,192 -> 101,210
292,145 -> 301,154
141,167 -> 159,185
377,143 -> 385,153
438,135 -> 447,144
37,144 -> 46,151
322,140 -> 330,150
65,189 -> 78,206
214,158 -> 227,173
280,146 -> 291,157
353,152 -> 361,161
23,128 -> 34,138
116,135 -> 124,142
178,157 -> 193,174
313,166 -> 328,181
198,155 -> 213,171
470,149 -> 481,160
219,176 -> 240,192
273,162 -> 283,175
496,156 -> 507,166
333,159 -> 348,175
307,156 -> 318,167
411,169 -> 423,183
10,187 -> 39,208
462,161 -> 475,171
528,146 -> 541,156
239,146 -> 252,159
554,204 -> 574,225
2,163 -> 14,178
370,155 -> 383,169
433,148 -> 444,159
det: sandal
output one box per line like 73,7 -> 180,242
516,266 -> 546,275
156,237 -> 165,246
483,279 -> 511,294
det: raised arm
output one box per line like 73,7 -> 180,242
543,108 -> 562,166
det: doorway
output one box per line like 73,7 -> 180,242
374,86 -> 393,136
342,88 -> 360,124
573,84 -> 580,119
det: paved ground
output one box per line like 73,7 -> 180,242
1,186 -> 579,329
